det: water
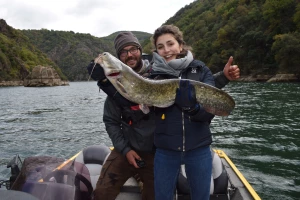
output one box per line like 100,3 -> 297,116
0,82 -> 110,161
0,82 -> 299,199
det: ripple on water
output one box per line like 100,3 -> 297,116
248,169 -> 300,200
1,82 -> 299,200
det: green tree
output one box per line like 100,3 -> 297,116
294,3 -> 300,29
263,0 -> 297,33
272,33 -> 300,74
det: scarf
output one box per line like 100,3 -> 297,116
137,59 -> 150,76
151,50 -> 194,77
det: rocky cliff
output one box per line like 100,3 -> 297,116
23,66 -> 69,87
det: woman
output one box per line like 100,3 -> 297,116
150,24 -> 214,200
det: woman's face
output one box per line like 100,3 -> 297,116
155,33 -> 183,62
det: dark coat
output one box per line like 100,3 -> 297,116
151,59 -> 215,152
103,96 -> 156,155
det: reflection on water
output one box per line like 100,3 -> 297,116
211,82 -> 300,200
1,82 -> 299,199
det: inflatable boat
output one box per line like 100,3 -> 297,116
0,144 -> 261,200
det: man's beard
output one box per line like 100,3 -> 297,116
126,56 -> 142,72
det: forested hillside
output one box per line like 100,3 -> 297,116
21,30 -> 151,81
146,0 -> 300,75
0,18 -> 151,82
1,0 -> 299,83
21,29 -> 112,81
0,19 -> 66,81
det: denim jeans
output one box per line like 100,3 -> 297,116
154,146 -> 212,200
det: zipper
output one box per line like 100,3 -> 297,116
182,111 -> 185,152
179,75 -> 186,152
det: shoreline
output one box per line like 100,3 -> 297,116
0,80 -> 70,87
1,74 -> 299,87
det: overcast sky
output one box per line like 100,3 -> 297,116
0,0 -> 195,37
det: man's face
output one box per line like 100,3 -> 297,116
119,45 -> 142,70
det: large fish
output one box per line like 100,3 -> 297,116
96,52 -> 235,116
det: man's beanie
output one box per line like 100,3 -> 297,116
114,31 -> 142,58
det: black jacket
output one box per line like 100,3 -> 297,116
101,60 -> 156,155
151,59 -> 215,152
103,96 -> 156,155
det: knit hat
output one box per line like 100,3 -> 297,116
114,31 -> 142,58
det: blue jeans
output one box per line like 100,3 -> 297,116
154,146 -> 212,200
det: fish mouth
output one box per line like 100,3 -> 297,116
107,70 -> 120,78
108,72 -> 120,77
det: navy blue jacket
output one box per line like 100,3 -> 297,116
151,60 -> 215,152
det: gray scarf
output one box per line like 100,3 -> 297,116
137,59 -> 150,76
151,51 -> 194,77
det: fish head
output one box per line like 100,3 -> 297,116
97,52 -> 149,107
97,52 -> 131,98
97,52 -> 123,80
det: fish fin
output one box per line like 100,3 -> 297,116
116,81 -> 127,94
139,104 -> 150,114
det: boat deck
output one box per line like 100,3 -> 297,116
116,150 -> 260,200
1,148 -> 260,200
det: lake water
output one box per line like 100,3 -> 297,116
0,82 -> 299,199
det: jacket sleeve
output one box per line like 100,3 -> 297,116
191,65 -> 215,122
213,71 -> 230,89
86,60 -> 106,81
103,96 -> 131,156
98,80 -> 137,107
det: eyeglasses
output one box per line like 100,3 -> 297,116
119,47 -> 140,58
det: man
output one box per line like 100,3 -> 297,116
87,31 -> 240,200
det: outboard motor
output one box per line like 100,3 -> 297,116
6,154 -> 22,189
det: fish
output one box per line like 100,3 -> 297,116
96,52 -> 235,116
